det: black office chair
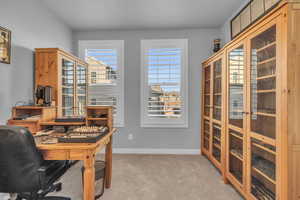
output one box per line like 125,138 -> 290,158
0,126 -> 71,200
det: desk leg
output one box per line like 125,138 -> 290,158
83,153 -> 95,200
105,136 -> 113,189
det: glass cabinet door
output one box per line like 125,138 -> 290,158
212,123 -> 221,162
213,59 -> 222,121
250,25 -> 276,140
76,64 -> 87,116
204,66 -> 211,117
250,138 -> 276,199
228,44 -> 246,186
228,45 -> 245,128
229,129 -> 244,184
62,58 -> 75,116
203,119 -> 210,152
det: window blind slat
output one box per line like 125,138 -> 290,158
145,47 -> 183,119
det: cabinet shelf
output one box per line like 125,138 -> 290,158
255,89 -> 276,93
230,131 -> 243,140
256,74 -> 276,80
252,112 -> 276,118
230,150 -> 243,161
256,42 -> 276,53
252,142 -> 276,155
213,143 -> 221,150
257,57 -> 276,65
214,136 -> 220,142
252,167 -> 276,185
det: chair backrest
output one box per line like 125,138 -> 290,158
0,126 -> 43,192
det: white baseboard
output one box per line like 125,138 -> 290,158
110,148 -> 200,155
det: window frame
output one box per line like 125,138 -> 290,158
78,40 -> 125,127
140,39 -> 189,128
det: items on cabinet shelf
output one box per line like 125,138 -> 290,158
213,39 -> 221,53
35,85 -> 53,106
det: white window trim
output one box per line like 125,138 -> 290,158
140,39 -> 189,128
78,40 -> 125,127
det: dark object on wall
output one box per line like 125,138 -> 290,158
231,0 -> 281,40
35,85 -> 53,106
0,26 -> 11,64
213,39 -> 221,53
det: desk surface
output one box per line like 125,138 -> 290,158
37,128 -> 116,150
36,128 -> 116,200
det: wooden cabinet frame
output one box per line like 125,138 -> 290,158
225,40 -> 248,196
35,48 -> 88,117
201,51 -> 227,181
201,1 -> 300,199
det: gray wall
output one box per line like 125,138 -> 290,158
73,28 -> 221,150
0,0 -> 72,124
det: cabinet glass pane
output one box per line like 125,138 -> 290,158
240,5 -> 251,30
62,59 -> 75,116
265,0 -> 280,10
203,120 -> 210,151
232,16 -> 241,38
229,129 -> 244,184
213,59 -> 222,121
212,123 -> 221,162
251,138 -> 276,199
250,25 -> 276,139
251,0 -> 265,21
228,45 -> 244,128
204,66 -> 211,117
76,65 -> 87,116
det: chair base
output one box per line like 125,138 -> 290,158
43,197 -> 71,200
16,196 -> 70,200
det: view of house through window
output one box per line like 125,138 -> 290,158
141,39 -> 188,127
147,48 -> 182,119
79,40 -> 124,127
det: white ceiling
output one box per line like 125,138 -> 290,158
42,0 -> 245,31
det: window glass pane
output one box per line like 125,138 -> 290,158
146,48 -> 182,119
228,45 -> 245,128
85,48 -> 120,123
62,59 -> 74,116
86,49 -> 118,85
76,65 -> 87,116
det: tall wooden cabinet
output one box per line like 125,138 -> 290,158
35,48 -> 88,117
201,1 -> 300,199
202,51 -> 227,177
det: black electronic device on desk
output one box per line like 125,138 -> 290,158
58,126 -> 109,143
55,117 -> 85,123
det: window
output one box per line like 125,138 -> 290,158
78,40 -> 124,127
91,72 -> 97,84
141,39 -> 188,127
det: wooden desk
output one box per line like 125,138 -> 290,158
37,128 -> 116,200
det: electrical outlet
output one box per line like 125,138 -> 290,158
128,134 -> 133,140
